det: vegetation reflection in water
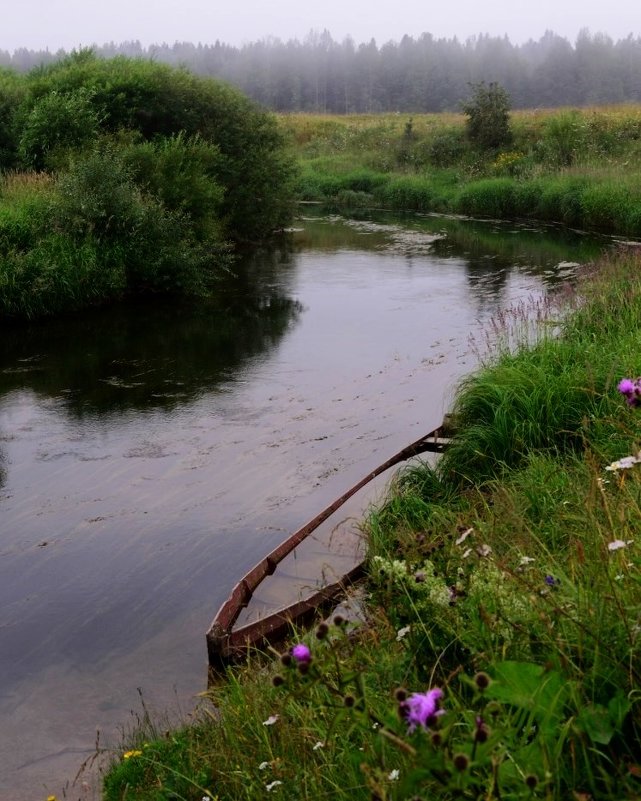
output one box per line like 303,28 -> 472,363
0,211 -> 606,418
0,251 -> 302,417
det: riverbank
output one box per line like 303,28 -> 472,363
102,245 -> 641,799
279,107 -> 641,237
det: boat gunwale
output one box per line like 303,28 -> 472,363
206,425 -> 451,666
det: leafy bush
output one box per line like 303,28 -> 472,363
121,134 -> 225,241
53,143 -> 227,294
462,82 -> 512,151
17,87 -> 101,169
21,51 -> 296,242
426,127 -> 467,167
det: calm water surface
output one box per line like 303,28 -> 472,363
0,212 -> 605,799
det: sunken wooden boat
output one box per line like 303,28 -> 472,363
206,422 -> 452,667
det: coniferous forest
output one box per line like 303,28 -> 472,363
3,29 -> 641,112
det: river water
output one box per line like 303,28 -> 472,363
0,211 -> 605,799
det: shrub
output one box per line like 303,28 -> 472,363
17,87 -> 101,169
21,51 -> 296,242
121,134 -> 225,241
426,127 -> 467,167
462,82 -> 512,151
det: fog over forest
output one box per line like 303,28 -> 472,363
3,29 -> 641,111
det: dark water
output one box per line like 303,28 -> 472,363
0,212 -> 605,799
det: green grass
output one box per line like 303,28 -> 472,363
102,248 -> 641,800
281,106 -> 641,237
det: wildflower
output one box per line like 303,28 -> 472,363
474,715 -> 490,743
396,625 -> 411,641
315,622 -> 329,640
291,643 -> 312,664
123,749 -> 142,759
388,769 -> 400,781
455,527 -> 473,545
312,741 -> 324,750
47,797 -> 57,801
266,780 -> 283,791
544,575 -> 560,587
279,652 -> 292,667
263,715 -> 279,726
608,539 -> 633,551
259,761 -> 270,770
477,543 -> 492,557
519,555 -> 535,566
618,378 -> 636,396
605,454 -> 641,471
453,753 -> 470,771
618,377 -> 641,407
402,687 -> 445,733
474,672 -> 491,691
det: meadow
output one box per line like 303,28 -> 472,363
279,106 -> 641,237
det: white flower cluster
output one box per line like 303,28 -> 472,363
372,555 -> 451,608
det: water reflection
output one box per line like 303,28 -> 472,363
0,257 -> 302,416
298,210 -> 605,310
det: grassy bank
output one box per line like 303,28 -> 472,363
102,246 -> 641,800
279,107 -> 641,237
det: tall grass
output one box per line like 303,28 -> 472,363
283,106 -> 641,236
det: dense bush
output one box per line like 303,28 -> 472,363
17,87 -> 101,169
0,52 -> 297,318
19,51 -> 296,242
462,82 -> 512,150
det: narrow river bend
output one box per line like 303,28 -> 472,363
0,211 -> 604,799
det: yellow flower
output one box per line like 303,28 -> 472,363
47,796 -> 57,801
123,749 -> 143,760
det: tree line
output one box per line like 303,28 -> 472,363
2,29 -> 641,112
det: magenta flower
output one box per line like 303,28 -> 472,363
618,377 -> 641,407
291,643 -> 312,664
403,687 -> 445,732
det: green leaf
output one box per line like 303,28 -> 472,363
608,691 -> 631,731
576,704 -> 615,745
486,661 -> 568,736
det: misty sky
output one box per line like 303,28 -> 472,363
3,0 -> 639,53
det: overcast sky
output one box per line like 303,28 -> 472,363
3,0 -> 639,53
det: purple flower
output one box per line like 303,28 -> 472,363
544,575 -> 560,587
618,378 -> 635,396
403,688 -> 445,732
291,643 -> 312,664
618,378 -> 641,407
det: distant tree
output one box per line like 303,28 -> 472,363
462,81 -> 512,150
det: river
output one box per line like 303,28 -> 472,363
0,211 -> 605,799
